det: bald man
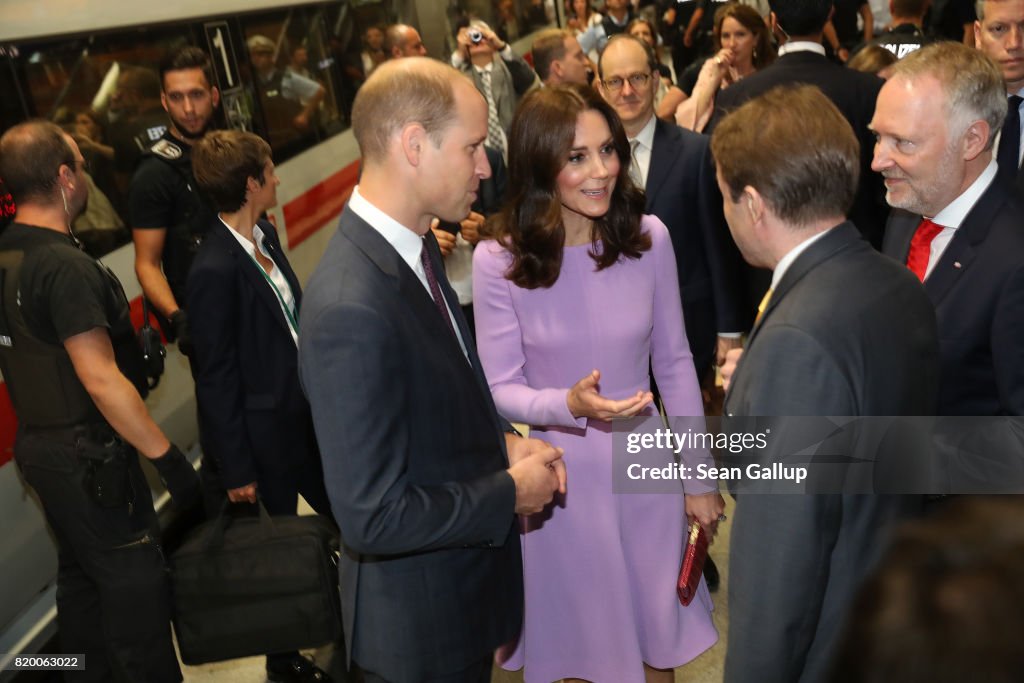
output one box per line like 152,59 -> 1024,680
298,59 -> 565,683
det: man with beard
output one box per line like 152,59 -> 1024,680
874,41 -> 1024,415
129,46 -> 220,357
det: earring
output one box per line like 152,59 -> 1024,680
753,47 -> 758,61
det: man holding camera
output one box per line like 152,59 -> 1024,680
0,121 -> 199,683
451,19 -> 539,161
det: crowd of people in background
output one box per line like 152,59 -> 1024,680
2,0 -> 1024,682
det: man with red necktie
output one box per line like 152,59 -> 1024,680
874,42 -> 1024,416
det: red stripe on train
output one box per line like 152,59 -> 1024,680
283,160 -> 361,248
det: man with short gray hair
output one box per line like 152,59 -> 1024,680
874,41 -> 1024,415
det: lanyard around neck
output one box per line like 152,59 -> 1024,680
245,246 -> 299,337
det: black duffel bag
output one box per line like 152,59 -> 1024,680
170,501 -> 341,664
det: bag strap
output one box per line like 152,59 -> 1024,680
202,497 -> 276,552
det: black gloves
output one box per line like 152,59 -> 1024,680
169,309 -> 192,357
151,444 -> 201,509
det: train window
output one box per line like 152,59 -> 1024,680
5,28 -> 218,258
240,5 -> 353,161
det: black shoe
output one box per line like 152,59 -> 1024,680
266,655 -> 332,683
703,555 -> 721,592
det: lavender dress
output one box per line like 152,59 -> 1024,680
472,216 -> 718,682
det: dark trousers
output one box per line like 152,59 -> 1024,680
14,428 -> 181,683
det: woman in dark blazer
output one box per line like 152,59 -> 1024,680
188,130 -> 331,683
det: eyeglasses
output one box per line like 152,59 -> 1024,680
602,72 -> 652,92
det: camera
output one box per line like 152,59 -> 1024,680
468,29 -> 483,44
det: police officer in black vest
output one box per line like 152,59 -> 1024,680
129,46 -> 220,357
0,121 -> 199,682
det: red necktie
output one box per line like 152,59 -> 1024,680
906,218 -> 944,281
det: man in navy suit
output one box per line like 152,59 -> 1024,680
975,0 -> 1024,195
598,34 -> 749,381
709,0 -> 888,251
873,41 -> 1024,416
298,58 -> 565,683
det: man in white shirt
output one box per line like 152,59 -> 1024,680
715,83 -> 939,683
298,58 -> 564,683
874,41 -> 1024,415
598,35 -> 747,386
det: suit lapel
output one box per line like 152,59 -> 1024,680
260,222 -> 302,312
645,119 -> 679,203
923,181 -> 1005,306
726,223 -> 861,410
746,223 -> 860,346
340,208 -> 479,377
884,209 -> 917,264
214,221 -> 295,339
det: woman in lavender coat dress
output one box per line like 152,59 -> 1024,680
473,84 -> 725,683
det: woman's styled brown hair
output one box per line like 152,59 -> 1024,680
494,84 -> 649,289
713,3 -> 776,71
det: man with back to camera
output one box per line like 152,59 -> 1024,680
975,0 -> 1024,194
298,58 -> 566,683
708,0 -> 888,251
712,85 -> 939,683
531,28 -> 592,87
0,121 -> 199,683
850,0 -> 929,60
129,45 -> 220,355
383,24 -> 428,59
874,41 -> 1024,416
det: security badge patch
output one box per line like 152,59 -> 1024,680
151,139 -> 183,160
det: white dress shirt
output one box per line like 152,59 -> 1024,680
628,114 -> 657,189
222,217 -> 299,345
348,187 -> 469,359
923,159 -> 999,280
777,41 -> 827,57
771,228 -> 833,291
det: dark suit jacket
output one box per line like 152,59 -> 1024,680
710,51 -> 888,250
187,218 -> 321,495
298,206 -> 522,682
882,178 -> 1024,415
646,117 -> 749,376
723,222 -> 939,683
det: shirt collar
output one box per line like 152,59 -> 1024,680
931,159 -> 999,228
631,113 -> 657,150
348,186 -> 424,274
778,41 -> 827,57
771,227 -> 833,290
220,216 -> 273,260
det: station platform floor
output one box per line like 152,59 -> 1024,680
181,497 -> 735,683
